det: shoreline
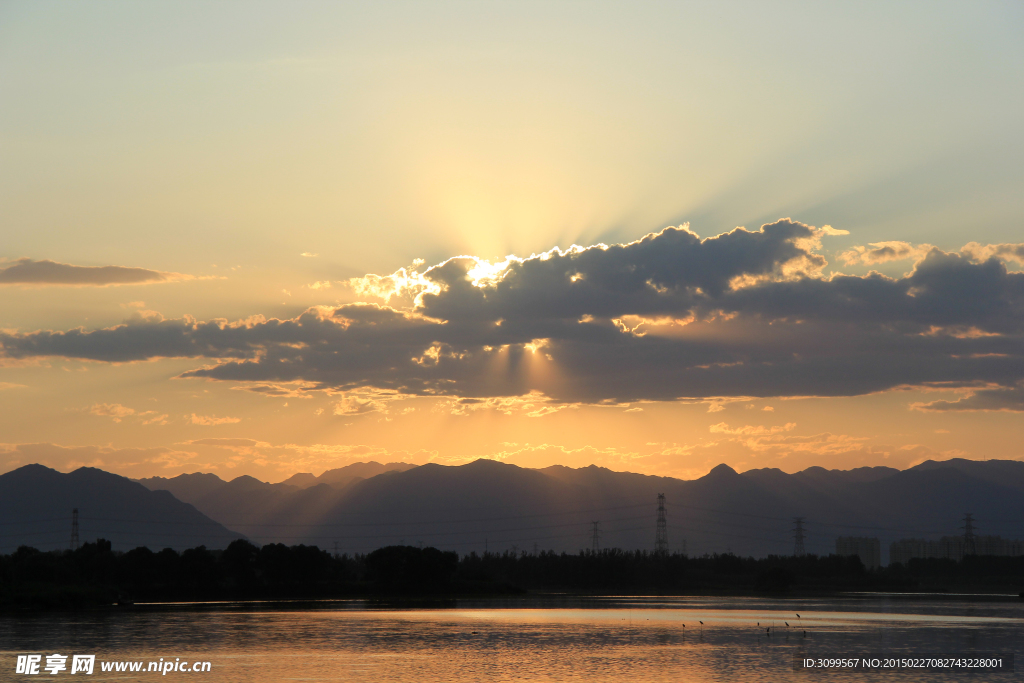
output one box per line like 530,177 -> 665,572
4,589 -> 1023,615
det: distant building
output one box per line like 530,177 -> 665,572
889,536 -> 1024,565
835,536 -> 880,570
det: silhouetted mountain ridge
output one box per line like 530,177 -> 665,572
0,465 -> 243,552
278,461 -> 417,490
8,458 -> 1023,564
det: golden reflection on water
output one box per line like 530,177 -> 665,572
2,597 -> 1021,682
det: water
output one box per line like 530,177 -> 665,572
3,595 -> 1021,681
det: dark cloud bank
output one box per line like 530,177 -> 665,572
3,220 -> 1023,408
0,258 -> 186,286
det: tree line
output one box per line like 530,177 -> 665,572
2,540 -> 1022,609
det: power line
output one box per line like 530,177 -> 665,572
2,497 -> 1005,557
1,502 -> 1008,538
205,497 -> 659,521
2,506 -> 987,543
0,520 -> 779,552
64,502 -> 656,529
0,511 -> 973,548
657,501 -> 1014,535
0,517 -> 68,527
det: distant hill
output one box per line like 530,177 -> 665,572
136,461 -> 417,539
133,458 -> 1024,563
279,462 -> 417,489
138,461 -> 416,504
22,458 -> 1024,563
136,473 -> 336,540
0,465 -> 245,552
908,458 -> 1024,492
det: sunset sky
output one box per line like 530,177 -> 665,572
2,1 -> 1023,482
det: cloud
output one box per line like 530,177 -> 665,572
960,242 -> 1024,268
0,258 -> 192,286
190,413 -> 241,425
911,384 -> 1024,412
2,219 -> 1023,405
709,422 -> 797,436
89,403 -> 137,422
190,437 -> 247,451
88,403 -> 169,425
332,394 -> 387,416
0,382 -> 26,391
839,241 -> 934,265
440,391 -> 571,417
817,226 -> 849,237
231,381 -> 318,398
841,240 -> 1024,270
343,265 -> 440,305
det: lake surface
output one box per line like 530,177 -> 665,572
3,595 -> 1021,681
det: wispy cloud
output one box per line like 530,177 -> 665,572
439,391 -> 572,418
0,258 -> 193,286
709,422 -> 797,436
88,403 -> 169,425
911,384 -> 1024,412
231,381 -> 318,399
88,403 -> 136,422
190,413 -> 241,426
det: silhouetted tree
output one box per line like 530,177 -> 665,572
221,539 -> 260,591
366,546 -> 458,592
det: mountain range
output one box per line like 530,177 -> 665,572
0,464 -> 241,552
3,458 -> 1022,564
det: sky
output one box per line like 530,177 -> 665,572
1,1 -> 1023,482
